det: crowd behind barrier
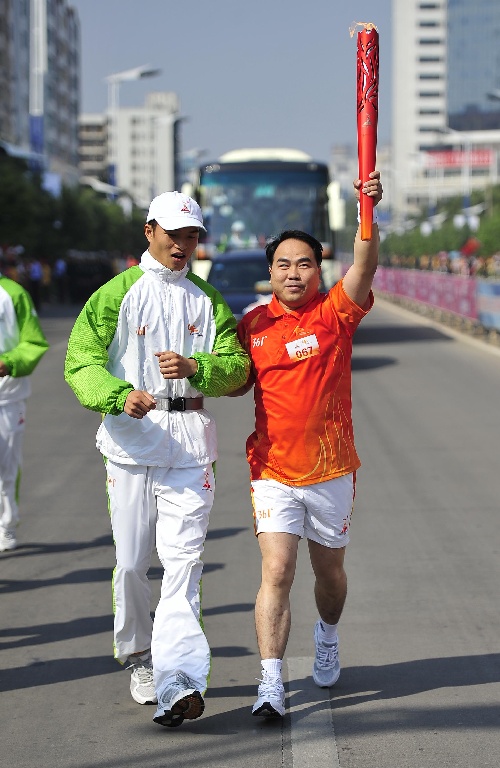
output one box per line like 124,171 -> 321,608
379,250 -> 500,279
0,247 -> 139,309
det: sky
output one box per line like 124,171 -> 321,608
69,0 -> 392,164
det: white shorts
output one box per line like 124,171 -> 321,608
250,473 -> 355,548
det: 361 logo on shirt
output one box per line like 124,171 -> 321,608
252,335 -> 267,348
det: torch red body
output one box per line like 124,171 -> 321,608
356,26 -> 379,240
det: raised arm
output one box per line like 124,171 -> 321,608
342,170 -> 383,309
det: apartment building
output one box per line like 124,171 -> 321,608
78,113 -> 108,180
0,0 -> 80,184
392,0 -> 500,221
106,91 -> 180,209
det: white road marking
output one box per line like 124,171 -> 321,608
287,657 -> 341,768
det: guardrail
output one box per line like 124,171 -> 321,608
340,262 -> 500,334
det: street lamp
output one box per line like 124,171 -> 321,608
105,65 -> 161,186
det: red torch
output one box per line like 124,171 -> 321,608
351,22 -> 379,240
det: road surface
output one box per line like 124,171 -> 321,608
1,298 -> 499,768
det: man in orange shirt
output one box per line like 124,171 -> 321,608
230,171 -> 383,717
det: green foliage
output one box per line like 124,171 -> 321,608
0,152 -> 147,262
381,184 -> 500,260
474,213 -> 500,256
381,221 -> 466,259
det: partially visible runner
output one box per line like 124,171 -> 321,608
230,172 -> 383,717
0,262 -> 49,551
65,192 -> 249,727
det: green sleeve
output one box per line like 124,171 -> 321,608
0,284 -> 49,376
64,268 -> 142,415
187,274 -> 250,397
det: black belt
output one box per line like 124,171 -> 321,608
154,396 -> 204,412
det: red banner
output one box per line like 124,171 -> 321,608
426,150 -> 493,168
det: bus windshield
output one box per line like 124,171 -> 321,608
197,163 -> 330,252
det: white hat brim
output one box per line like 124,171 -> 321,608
152,215 -> 206,232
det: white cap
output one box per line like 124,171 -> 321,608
146,191 -> 206,232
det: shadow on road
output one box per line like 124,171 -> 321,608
0,655 -> 118,693
0,614 -> 113,651
203,602 -> 254,617
0,562 -> 225,594
285,654 -> 500,732
352,356 -> 397,371
336,654 -> 500,702
354,324 -> 452,345
206,527 -> 248,541
0,534 -> 113,558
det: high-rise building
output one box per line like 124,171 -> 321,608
392,0 -> 500,221
0,0 -> 80,185
0,0 -> 30,151
78,113 -> 108,180
447,0 -> 500,131
107,91 -> 180,209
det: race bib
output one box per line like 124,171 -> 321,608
285,333 -> 320,361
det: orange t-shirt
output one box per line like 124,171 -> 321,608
237,280 -> 373,486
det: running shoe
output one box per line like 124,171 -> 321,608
252,672 -> 286,717
0,528 -> 17,552
312,620 -> 341,687
153,671 -> 205,727
127,651 -> 157,705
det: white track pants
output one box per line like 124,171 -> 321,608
0,401 -> 26,533
106,459 -> 215,694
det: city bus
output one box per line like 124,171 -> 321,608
188,148 -> 337,262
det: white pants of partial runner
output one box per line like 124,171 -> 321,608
106,459 -> 214,696
0,401 -> 26,533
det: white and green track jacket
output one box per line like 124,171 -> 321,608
64,251 -> 250,467
0,274 -> 49,406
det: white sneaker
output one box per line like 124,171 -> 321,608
312,620 -> 341,687
127,651 -> 157,704
252,672 -> 286,717
153,671 -> 204,727
0,528 -> 17,552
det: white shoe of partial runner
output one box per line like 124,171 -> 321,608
312,620 -> 341,687
0,528 -> 17,552
252,672 -> 286,717
127,651 -> 157,704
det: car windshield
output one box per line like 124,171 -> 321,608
208,259 -> 270,293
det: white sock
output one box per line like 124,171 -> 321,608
318,620 -> 339,644
261,658 -> 282,678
